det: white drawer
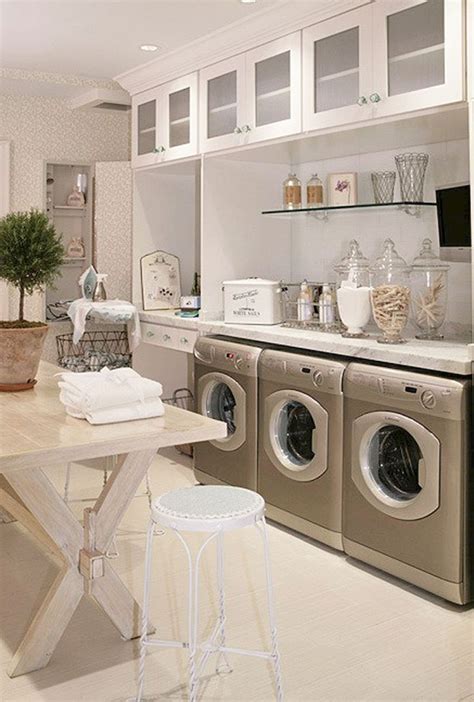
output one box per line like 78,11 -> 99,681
141,322 -> 198,354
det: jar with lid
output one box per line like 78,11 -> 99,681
334,240 -> 371,337
283,173 -> 301,210
411,238 -> 449,339
370,239 -> 412,344
306,173 -> 323,207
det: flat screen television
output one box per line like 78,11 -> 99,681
435,184 -> 471,262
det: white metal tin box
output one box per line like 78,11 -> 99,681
223,278 -> 283,325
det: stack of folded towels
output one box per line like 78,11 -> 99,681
57,367 -> 164,425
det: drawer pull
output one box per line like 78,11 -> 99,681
162,334 -> 171,341
180,337 -> 189,344
146,330 -> 155,338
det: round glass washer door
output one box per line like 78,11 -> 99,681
353,411 -> 440,520
264,390 -> 328,482
198,372 -> 246,452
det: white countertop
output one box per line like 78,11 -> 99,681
139,308 -> 200,331
138,310 -> 473,375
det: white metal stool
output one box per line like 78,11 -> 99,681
136,485 -> 283,702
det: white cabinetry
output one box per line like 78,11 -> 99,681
303,7 -> 373,131
303,0 -> 464,132
132,72 -> 198,168
371,0 -> 464,118
200,32 -> 301,153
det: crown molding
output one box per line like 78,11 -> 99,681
115,0 -> 371,96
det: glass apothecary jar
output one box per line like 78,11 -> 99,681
283,173 -> 301,210
334,240 -> 371,338
370,239 -> 412,344
411,238 -> 449,340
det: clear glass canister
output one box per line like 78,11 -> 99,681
307,173 -> 323,207
411,238 -> 449,340
334,240 -> 371,337
283,173 -> 301,210
370,238 -> 412,344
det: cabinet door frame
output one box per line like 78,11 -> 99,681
302,5 -> 374,132
245,31 -> 302,143
131,86 -> 160,169
158,72 -> 199,162
199,54 -> 247,154
371,0 -> 464,118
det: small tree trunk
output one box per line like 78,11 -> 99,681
19,285 -> 25,322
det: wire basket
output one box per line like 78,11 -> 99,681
394,152 -> 429,202
163,388 -> 195,457
56,331 -> 132,372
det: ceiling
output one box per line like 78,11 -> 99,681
0,0 -> 277,89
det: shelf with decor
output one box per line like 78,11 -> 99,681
261,201 -> 437,220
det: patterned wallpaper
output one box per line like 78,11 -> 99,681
0,93 -> 131,320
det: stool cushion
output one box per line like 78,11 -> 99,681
152,485 -> 265,532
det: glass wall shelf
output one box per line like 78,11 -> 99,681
262,201 -> 436,220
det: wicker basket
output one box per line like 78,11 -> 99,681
163,388 -> 195,457
56,331 -> 132,372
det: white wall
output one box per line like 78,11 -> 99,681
0,140 -> 9,318
0,93 -> 130,320
288,138 -> 471,336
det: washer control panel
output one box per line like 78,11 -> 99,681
194,338 -> 261,376
346,365 -> 467,420
260,350 -> 346,395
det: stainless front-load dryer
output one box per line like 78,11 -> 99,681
258,349 -> 347,550
343,362 -> 472,604
194,336 -> 263,490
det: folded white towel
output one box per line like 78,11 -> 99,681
63,397 -> 165,425
57,367 -> 163,414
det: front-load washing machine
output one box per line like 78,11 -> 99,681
343,362 -> 472,604
194,336 -> 263,490
258,348 -> 347,550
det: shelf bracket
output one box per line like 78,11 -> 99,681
307,211 -> 329,222
399,204 -> 421,218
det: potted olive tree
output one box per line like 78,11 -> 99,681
0,209 -> 64,390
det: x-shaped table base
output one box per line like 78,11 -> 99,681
0,449 -> 157,678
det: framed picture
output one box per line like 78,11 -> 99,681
327,173 -> 358,206
140,250 -> 181,310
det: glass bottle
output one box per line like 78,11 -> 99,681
411,238 -> 449,340
283,173 -> 301,210
334,240 -> 371,338
370,239 -> 412,344
307,173 -> 323,207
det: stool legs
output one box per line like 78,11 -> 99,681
136,518 -> 156,702
215,532 -> 232,675
257,517 -> 283,702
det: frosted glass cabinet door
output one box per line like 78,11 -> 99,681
372,0 -> 464,117
199,55 -> 246,153
303,6 -> 373,131
132,87 -> 160,168
245,32 -> 301,143
158,72 -> 198,161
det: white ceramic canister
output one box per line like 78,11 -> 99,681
222,278 -> 283,325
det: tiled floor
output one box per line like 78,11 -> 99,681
1,449 -> 473,701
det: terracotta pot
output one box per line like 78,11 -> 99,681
0,324 -> 48,390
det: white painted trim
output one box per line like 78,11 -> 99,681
0,140 -> 10,319
115,0 -> 371,96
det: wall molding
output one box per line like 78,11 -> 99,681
115,0 -> 370,96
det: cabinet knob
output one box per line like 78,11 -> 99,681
233,126 -> 242,134
146,330 -> 155,338
163,334 -> 171,341
356,96 -> 367,106
180,336 -> 189,344
369,93 -> 381,103
154,145 -> 166,153
241,124 -> 251,133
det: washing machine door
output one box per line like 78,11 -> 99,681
264,390 -> 328,481
198,372 -> 246,452
352,411 -> 440,520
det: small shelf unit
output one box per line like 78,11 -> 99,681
262,201 -> 437,219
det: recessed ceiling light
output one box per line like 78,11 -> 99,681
240,0 -> 257,4
140,44 -> 159,52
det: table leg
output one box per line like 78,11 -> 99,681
2,448 -> 157,676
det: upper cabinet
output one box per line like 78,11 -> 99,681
371,0 -> 464,118
132,72 -> 198,168
303,0 -> 464,131
302,7 -> 373,131
200,33 -> 301,153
